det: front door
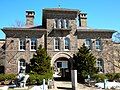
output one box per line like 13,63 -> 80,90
54,57 -> 71,80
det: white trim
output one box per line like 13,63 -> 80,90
85,38 -> 92,49
54,38 -> 60,51
95,39 -> 101,51
19,39 -> 26,51
30,38 -> 37,51
64,37 -> 70,51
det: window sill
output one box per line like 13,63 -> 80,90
96,49 -> 102,52
54,49 -> 60,51
19,50 -> 25,52
64,49 -> 70,51
30,50 -> 36,52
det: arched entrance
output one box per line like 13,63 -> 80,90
52,52 -> 73,80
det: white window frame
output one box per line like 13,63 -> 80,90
85,38 -> 92,49
18,59 -> 26,73
53,19 -> 56,28
64,37 -> 70,51
54,38 -> 60,51
56,61 -> 68,69
58,19 -> 61,29
96,59 -> 104,73
96,39 -> 101,51
54,19 -> 69,29
30,38 -> 37,51
19,39 -> 26,51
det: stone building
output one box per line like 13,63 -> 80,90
1,8 -> 118,77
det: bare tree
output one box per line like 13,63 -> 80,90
12,20 -> 24,27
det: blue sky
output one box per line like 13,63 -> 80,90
0,0 -> 120,39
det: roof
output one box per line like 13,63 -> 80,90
2,27 -> 47,31
77,27 -> 116,33
43,8 -> 80,13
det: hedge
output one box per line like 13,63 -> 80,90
92,73 -> 120,82
28,72 -> 53,85
0,74 -> 16,81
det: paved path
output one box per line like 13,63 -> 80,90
51,81 -> 102,90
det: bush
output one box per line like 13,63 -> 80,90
105,73 -> 115,81
0,74 -> 16,81
92,74 -> 107,82
28,72 -> 53,85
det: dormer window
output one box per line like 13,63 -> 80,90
54,19 -> 69,29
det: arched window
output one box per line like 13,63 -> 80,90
54,38 -> 60,50
64,37 -> 70,50
30,38 -> 37,51
58,19 -> 61,29
96,39 -> 101,50
85,38 -> 92,49
96,58 -> 104,73
66,19 -> 69,28
53,20 -> 56,28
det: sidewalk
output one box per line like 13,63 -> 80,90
50,81 -> 102,90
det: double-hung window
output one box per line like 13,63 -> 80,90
54,38 -> 60,50
64,37 -> 70,50
30,38 -> 37,51
96,39 -> 101,50
96,58 -> 104,73
19,39 -> 26,51
85,38 -> 92,49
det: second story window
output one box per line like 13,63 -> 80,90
85,38 -> 92,49
64,37 -> 70,50
30,38 -> 37,51
96,39 -> 101,50
19,39 -> 26,51
54,38 -> 60,50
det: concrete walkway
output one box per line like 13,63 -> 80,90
51,81 -> 102,90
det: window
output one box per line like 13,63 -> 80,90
85,38 -> 92,49
54,19 -> 69,29
54,38 -> 60,50
18,59 -> 26,73
57,61 -> 68,68
66,19 -> 69,28
57,62 -> 62,68
58,19 -> 61,28
96,39 -> 101,50
64,37 -> 70,50
96,58 -> 104,73
30,38 -> 37,51
19,39 -> 25,51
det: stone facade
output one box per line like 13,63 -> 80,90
1,8 -> 119,75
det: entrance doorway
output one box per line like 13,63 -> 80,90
54,57 -> 71,80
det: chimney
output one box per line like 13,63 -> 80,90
78,13 -> 87,27
26,10 -> 35,27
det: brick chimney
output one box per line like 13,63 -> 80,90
26,10 -> 35,27
78,13 -> 87,27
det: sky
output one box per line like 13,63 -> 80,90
0,0 -> 120,39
